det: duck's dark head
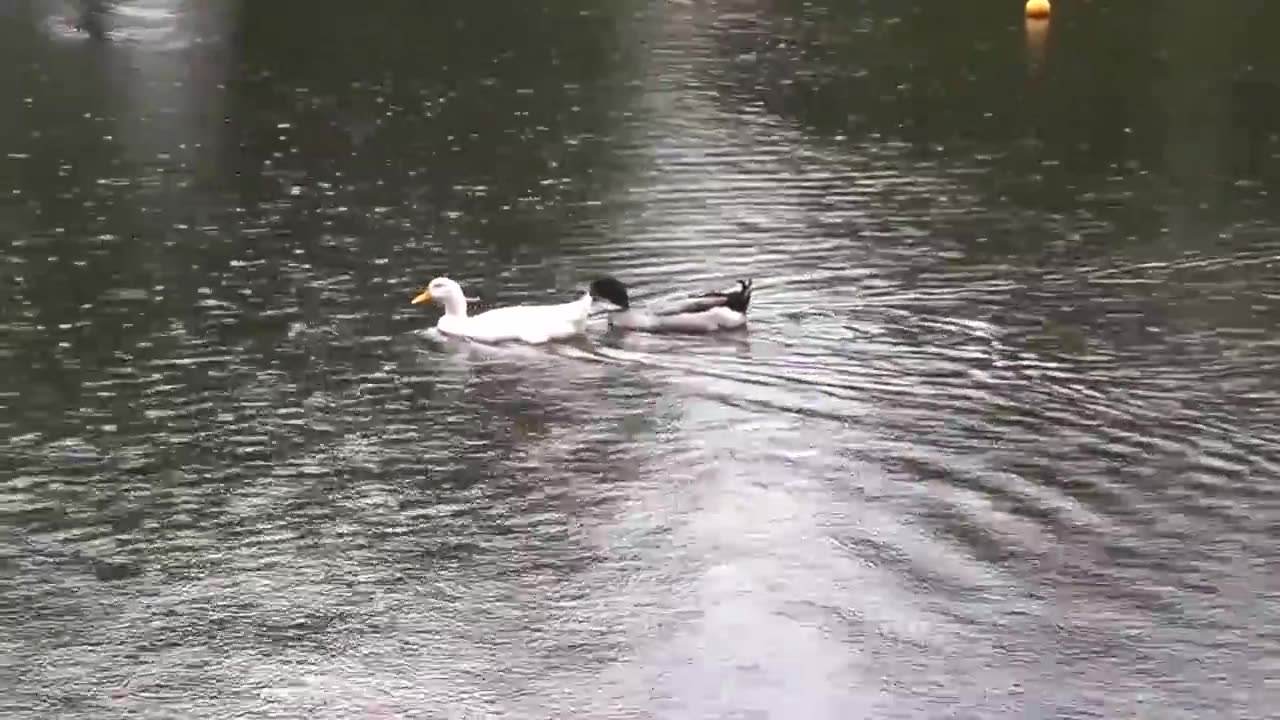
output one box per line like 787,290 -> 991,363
589,277 -> 630,310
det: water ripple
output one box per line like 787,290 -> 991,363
3,1 -> 1279,718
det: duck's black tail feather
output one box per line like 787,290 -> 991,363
698,279 -> 752,313
726,279 -> 752,313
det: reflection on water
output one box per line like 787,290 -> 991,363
3,1 -> 1279,718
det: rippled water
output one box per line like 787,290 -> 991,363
3,1 -> 1279,718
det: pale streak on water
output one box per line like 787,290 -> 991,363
2,1 -> 1279,719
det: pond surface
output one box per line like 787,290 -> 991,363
2,1 -> 1278,718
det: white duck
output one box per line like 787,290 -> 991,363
411,276 -> 599,344
588,276 -> 753,333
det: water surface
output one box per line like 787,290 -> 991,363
2,1 -> 1279,718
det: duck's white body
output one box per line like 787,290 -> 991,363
413,277 -> 594,344
590,277 -> 752,333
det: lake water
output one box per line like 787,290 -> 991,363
2,1 -> 1278,718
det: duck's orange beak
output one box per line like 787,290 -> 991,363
411,289 -> 432,305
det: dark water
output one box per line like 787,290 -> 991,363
3,1 -> 1279,717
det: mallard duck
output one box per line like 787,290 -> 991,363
411,277 -> 600,344
587,276 -> 752,333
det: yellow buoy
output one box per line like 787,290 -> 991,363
1025,0 -> 1051,19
